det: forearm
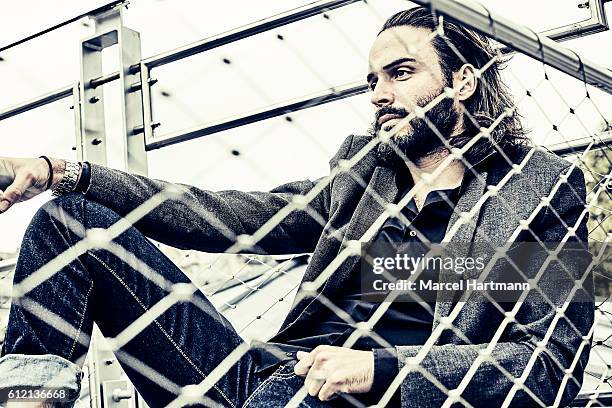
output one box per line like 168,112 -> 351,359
394,337 -> 588,408
79,163 -> 328,253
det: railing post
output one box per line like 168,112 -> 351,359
79,4 -> 148,175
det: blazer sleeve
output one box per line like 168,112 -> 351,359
393,164 -> 594,407
83,135 -> 354,255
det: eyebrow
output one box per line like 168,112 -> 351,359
366,57 -> 417,83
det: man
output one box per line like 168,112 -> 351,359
0,7 -> 593,408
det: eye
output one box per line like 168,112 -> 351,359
368,79 -> 377,91
393,68 -> 412,80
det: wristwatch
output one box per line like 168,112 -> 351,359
52,160 -> 82,197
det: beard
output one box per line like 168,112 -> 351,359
370,90 -> 459,166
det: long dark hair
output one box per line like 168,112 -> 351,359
378,7 -> 529,162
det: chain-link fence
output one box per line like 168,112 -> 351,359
0,0 -> 611,407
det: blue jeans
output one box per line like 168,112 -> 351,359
0,193 -> 347,408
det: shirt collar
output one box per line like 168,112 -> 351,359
403,184 -> 461,218
394,142 -> 499,197
394,146 -> 499,217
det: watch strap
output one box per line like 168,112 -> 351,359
52,160 -> 82,197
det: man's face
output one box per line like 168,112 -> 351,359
367,25 -> 459,162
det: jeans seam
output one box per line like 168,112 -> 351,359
270,372 -> 298,379
67,280 -> 94,361
242,373 -> 310,408
242,375 -> 275,408
86,251 -> 236,408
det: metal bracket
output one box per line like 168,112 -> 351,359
101,379 -> 132,408
79,4 -> 148,174
540,0 -> 609,42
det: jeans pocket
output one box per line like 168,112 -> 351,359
243,360 -> 308,408
268,360 -> 299,380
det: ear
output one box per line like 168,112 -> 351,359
452,63 -> 477,102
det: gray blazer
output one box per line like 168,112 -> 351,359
85,134 -> 593,407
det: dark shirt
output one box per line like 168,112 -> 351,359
287,172 -> 462,400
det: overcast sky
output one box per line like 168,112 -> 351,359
0,0 -> 611,252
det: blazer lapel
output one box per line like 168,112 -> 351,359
322,165 -> 399,296
433,170 -> 489,328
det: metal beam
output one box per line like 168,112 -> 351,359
0,0 -> 127,54
0,85 -> 73,122
89,71 -> 120,89
411,0 -> 612,94
545,20 -> 608,43
548,131 -> 612,156
541,0 -> 608,43
145,81 -> 367,150
142,0 -> 361,69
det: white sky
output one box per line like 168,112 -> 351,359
0,0 -> 611,252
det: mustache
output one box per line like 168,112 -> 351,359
374,106 -> 409,129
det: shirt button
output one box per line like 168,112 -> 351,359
286,352 -> 293,357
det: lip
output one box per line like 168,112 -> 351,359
377,113 -> 404,126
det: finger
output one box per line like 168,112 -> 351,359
318,381 -> 338,401
296,350 -> 309,360
0,172 -> 31,213
294,352 -> 313,376
306,376 -> 325,397
305,366 -> 327,396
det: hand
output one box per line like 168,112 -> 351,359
293,345 -> 374,401
0,156 -> 63,213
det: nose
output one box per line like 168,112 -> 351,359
370,79 -> 394,108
